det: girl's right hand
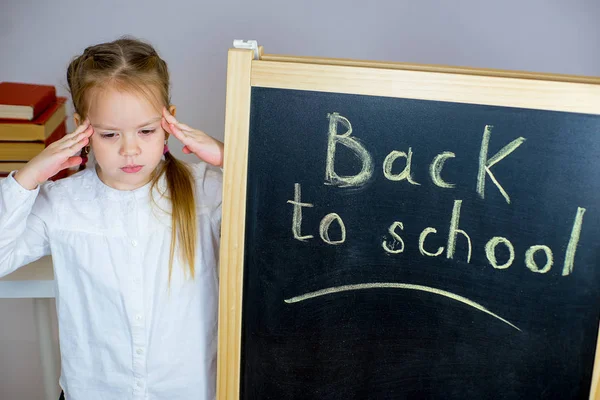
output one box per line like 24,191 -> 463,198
14,120 -> 94,190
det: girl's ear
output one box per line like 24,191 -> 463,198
73,113 -> 82,126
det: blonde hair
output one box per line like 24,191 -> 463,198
66,36 -> 197,281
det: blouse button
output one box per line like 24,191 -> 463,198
131,240 -> 138,247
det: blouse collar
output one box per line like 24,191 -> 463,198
90,162 -> 167,201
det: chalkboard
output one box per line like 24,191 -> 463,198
217,49 -> 600,400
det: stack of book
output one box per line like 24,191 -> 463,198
0,82 -> 72,180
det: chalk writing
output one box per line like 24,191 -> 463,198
285,113 -> 590,332
284,282 -> 521,331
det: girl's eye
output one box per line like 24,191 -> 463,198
140,129 -> 156,135
100,132 -> 117,139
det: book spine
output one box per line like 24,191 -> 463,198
32,87 -> 57,119
0,103 -> 66,141
45,121 -> 66,145
0,143 -> 45,161
0,123 -> 45,141
0,121 -> 66,161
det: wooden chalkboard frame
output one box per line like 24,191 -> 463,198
217,47 -> 600,400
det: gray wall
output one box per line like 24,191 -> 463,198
1,0 -> 599,397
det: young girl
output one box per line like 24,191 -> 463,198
0,37 -> 224,399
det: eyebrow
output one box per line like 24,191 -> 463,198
92,116 -> 161,131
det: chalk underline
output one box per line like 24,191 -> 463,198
284,282 -> 521,331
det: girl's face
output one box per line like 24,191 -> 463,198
86,86 -> 168,190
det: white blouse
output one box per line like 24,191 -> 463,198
0,162 -> 222,400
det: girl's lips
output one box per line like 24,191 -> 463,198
121,165 -> 143,173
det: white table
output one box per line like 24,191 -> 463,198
0,256 -> 59,400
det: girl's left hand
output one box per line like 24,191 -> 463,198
161,108 -> 224,167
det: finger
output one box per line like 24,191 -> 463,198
58,125 -> 93,149
170,123 -> 195,146
169,120 -> 194,133
82,124 -> 94,137
72,125 -> 94,142
59,156 -> 84,171
161,118 -> 182,141
61,136 -> 89,156
162,109 -> 193,132
166,121 -> 191,145
161,118 -> 174,135
162,108 -> 178,125
175,122 -> 194,132
182,146 -> 192,154
65,119 -> 91,139
161,117 -> 189,137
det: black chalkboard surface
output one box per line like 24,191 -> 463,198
239,87 -> 600,399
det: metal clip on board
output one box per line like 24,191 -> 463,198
233,40 -> 260,60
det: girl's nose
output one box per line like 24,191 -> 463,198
119,136 -> 141,156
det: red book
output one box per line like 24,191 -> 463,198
45,120 -> 67,145
0,120 -> 75,180
0,97 -> 67,141
0,82 -> 56,120
0,120 -> 67,162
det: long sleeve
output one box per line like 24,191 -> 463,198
191,162 -> 223,282
0,172 -> 51,278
